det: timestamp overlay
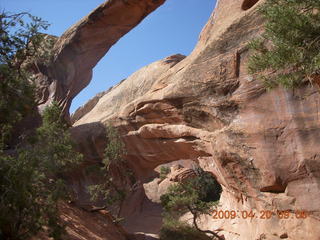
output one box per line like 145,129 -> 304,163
210,209 -> 310,220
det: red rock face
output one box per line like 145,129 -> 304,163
69,0 -> 320,239
32,202 -> 129,240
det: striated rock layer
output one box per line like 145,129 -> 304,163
32,203 -> 130,240
72,0 -> 320,239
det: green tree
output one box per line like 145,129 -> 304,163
0,10 -> 82,240
0,11 -> 53,148
160,168 -> 223,240
248,0 -> 320,89
35,102 -> 82,176
0,102 -> 83,239
88,125 -> 135,219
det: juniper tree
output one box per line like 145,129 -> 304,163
0,102 -> 83,240
160,168 -> 223,240
0,11 -> 54,148
88,125 -> 135,219
0,12 -> 82,239
248,0 -> 320,89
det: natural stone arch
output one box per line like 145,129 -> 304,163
36,0 -> 166,120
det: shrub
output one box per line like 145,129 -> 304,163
160,166 -> 171,180
88,125 -> 135,218
0,11 -> 52,148
161,168 -> 222,215
160,219 -> 211,240
0,11 -> 82,239
0,102 -> 83,240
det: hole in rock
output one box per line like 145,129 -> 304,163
122,160 -> 223,236
241,0 -> 260,10
145,160 -> 222,205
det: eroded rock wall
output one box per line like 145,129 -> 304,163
72,0 -> 320,239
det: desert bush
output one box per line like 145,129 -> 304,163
160,219 -> 211,240
0,102 -> 83,240
0,11 -> 83,239
88,125 -> 135,218
160,166 -> 171,180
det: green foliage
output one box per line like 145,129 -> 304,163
248,0 -> 320,89
160,166 -> 171,180
103,125 -> 126,168
160,168 -> 222,240
0,11 -> 50,65
0,10 -> 78,240
0,11 -> 52,148
161,168 -> 222,217
0,151 -> 65,239
0,102 -> 83,240
160,219 -> 211,240
36,102 -> 82,175
88,125 -> 134,217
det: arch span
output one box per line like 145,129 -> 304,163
36,0 -> 166,119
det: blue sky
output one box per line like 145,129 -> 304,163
1,0 -> 216,113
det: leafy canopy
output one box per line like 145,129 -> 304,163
248,0 -> 320,89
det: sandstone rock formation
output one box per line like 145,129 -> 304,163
32,202 -> 129,240
34,0 -> 165,120
71,0 -> 320,239
22,1 -> 166,239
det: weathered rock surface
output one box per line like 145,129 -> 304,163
73,54 -> 186,125
72,0 -> 320,239
34,0 -> 166,119
71,90 -> 108,124
33,203 -> 129,240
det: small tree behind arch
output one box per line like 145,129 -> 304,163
160,168 -> 224,240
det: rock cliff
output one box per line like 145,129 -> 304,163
71,0 -> 320,239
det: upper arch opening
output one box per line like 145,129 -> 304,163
241,0 -> 260,10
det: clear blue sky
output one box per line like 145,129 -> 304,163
1,0 -> 216,113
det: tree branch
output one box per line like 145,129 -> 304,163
187,206 -> 224,240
